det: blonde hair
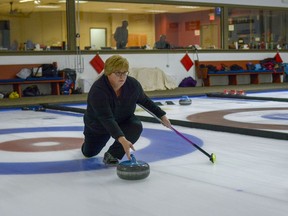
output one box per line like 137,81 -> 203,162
104,55 -> 129,76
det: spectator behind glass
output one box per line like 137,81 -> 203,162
113,20 -> 129,49
154,35 -> 171,49
10,40 -> 18,51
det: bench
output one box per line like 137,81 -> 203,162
0,64 -> 66,97
195,60 -> 284,86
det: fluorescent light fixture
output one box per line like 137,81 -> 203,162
176,6 -> 200,9
19,0 -> 34,2
145,10 -> 167,13
36,5 -> 61,9
20,0 -> 41,3
58,0 -> 88,3
106,8 -> 127,11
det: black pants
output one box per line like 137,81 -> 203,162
116,41 -> 127,49
81,116 -> 143,160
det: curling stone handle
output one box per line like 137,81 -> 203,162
130,154 -> 137,164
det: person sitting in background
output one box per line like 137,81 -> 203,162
10,40 -> 18,50
154,35 -> 171,49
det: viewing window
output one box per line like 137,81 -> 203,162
5,1 -> 288,51
77,2 -> 222,50
0,1 -> 67,51
0,1 -> 222,51
227,8 -> 288,50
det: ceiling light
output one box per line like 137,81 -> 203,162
19,0 -> 34,2
58,0 -> 88,3
36,5 -> 61,9
106,8 -> 127,11
176,6 -> 200,9
145,10 -> 167,13
19,0 -> 41,4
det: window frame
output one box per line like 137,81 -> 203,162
1,0 -> 288,55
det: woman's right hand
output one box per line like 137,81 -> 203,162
118,136 -> 135,160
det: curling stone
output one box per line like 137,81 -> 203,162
237,90 -> 246,96
117,154 -> 150,180
179,96 -> 192,105
229,90 -> 237,95
223,89 -> 229,95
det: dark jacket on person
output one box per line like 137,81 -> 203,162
154,40 -> 170,49
84,75 -> 166,139
114,26 -> 128,48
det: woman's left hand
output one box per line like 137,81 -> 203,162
161,115 -> 172,128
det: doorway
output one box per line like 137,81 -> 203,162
90,28 -> 107,49
201,24 -> 219,49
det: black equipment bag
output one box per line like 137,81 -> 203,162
41,64 -> 58,77
33,64 -> 58,78
23,85 -> 40,97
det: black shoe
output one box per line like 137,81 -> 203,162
103,152 -> 119,166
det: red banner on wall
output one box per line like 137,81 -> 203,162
185,21 -> 200,31
169,22 -> 179,29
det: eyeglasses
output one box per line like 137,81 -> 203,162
114,71 -> 129,77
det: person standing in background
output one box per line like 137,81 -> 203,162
114,20 -> 129,49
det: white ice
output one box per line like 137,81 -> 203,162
0,91 -> 287,216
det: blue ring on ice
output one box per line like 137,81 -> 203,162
0,126 -> 202,175
262,113 -> 288,121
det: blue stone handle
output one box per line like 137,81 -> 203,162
130,154 -> 137,164
182,95 -> 190,100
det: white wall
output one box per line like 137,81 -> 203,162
1,51 -> 286,93
80,52 -> 288,89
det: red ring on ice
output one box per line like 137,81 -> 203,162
0,137 -> 82,152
